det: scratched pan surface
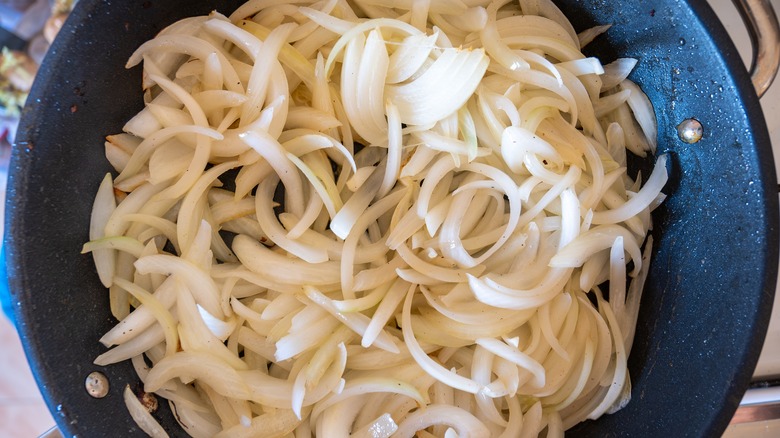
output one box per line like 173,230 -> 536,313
5,0 -> 778,436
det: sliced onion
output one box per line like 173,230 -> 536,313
145,351 -> 250,399
232,234 -> 340,285
394,404 -> 490,438
549,225 -> 643,277
89,173 -> 119,285
310,376 -> 426,421
340,28 -> 389,146
113,277 -> 179,358
600,58 -> 638,91
93,2 -> 666,435
620,78 -> 658,152
378,101 -> 402,198
240,130 -> 305,218
401,286 -> 483,394
304,287 -> 400,354
124,385 -> 170,438
214,409 -> 301,438
591,154 -> 668,225
386,32 -> 439,84
577,24 -> 611,48
134,254 -> 223,318
386,48 -> 489,126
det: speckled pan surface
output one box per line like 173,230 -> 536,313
5,0 -> 777,437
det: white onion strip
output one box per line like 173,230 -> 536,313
591,154 -> 668,225
124,385 -> 170,438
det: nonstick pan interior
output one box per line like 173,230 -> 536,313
6,0 -> 778,436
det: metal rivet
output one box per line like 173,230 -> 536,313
677,118 -> 703,143
85,372 -> 109,398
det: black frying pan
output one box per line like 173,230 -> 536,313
5,0 -> 779,436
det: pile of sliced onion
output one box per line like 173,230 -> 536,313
85,0 -> 667,436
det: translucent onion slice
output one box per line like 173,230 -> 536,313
94,324 -> 164,366
549,225 -> 643,277
609,236 -> 627,326
594,89 -> 632,119
240,23 -> 295,127
590,154 -> 668,225
237,20 -> 317,89
214,409 -> 301,438
112,277 -> 179,358
340,28 -> 389,146
310,376 -> 427,421
600,58 -> 638,91
481,2 -> 529,72
330,161 -> 385,240
475,337 -> 545,389
556,57 -> 604,77
518,0 -> 579,49
240,130 -> 305,218
145,351 -> 251,399
378,101 -> 402,198
386,48 -> 489,126
304,287 -> 400,354
394,404 -> 490,438
620,78 -> 658,152
287,153 -> 341,218
99,278 -> 177,347
134,254 -> 223,318
501,125 -> 563,173
197,304 -> 237,341
126,34 -> 243,94
115,124 -> 223,185
87,174 -> 119,289
124,385 -> 170,438
232,235 -> 341,285
467,268 -> 572,310
386,32 -> 439,84
577,24 -> 611,48
624,236 -> 653,355
105,134 -> 141,172
401,286 -> 483,394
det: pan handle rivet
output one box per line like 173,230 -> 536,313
85,371 -> 109,398
677,118 -> 703,143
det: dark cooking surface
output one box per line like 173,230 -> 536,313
561,0 -> 779,435
5,0 -> 778,437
